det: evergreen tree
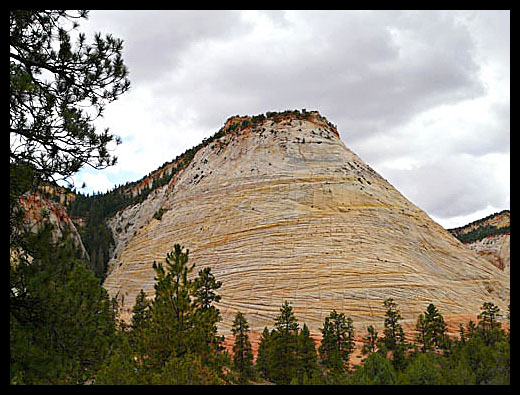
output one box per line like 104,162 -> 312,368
10,225 -> 116,384
350,351 -> 397,385
319,310 -> 355,375
142,245 -> 227,383
415,313 -> 431,353
192,267 -> 225,370
403,353 -> 443,385
10,10 -> 130,186
361,325 -> 379,356
94,332 -> 144,385
147,245 -> 195,370
231,311 -> 254,384
458,322 -> 466,346
424,303 -> 448,351
381,298 -> 408,370
270,301 -> 300,384
439,347 -> 476,385
129,289 -> 152,368
256,327 -> 273,380
131,289 -> 152,334
382,298 -> 405,350
477,302 -> 502,346
151,353 -> 224,385
295,323 -> 320,384
466,319 -> 477,341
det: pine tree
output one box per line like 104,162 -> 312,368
466,319 -> 477,340
94,332 -> 143,385
270,301 -> 300,384
477,302 -> 502,346
319,310 -> 355,375
415,313 -> 430,353
10,225 -> 116,384
147,245 -> 195,370
143,245 -> 227,383
350,351 -> 397,385
192,267 -> 225,369
256,327 -> 273,380
361,325 -> 379,356
404,353 -> 443,385
296,323 -> 320,384
381,298 -> 408,370
458,323 -> 466,345
231,311 -> 254,384
151,353 -> 224,385
129,289 -> 152,368
10,10 -> 130,187
424,303 -> 448,351
131,289 -> 152,333
382,298 -> 405,350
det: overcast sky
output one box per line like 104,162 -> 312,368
72,10 -> 510,229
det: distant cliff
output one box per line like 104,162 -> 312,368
18,191 -> 88,259
449,210 -> 510,273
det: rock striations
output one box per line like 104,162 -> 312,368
18,191 -> 88,258
449,210 -> 510,275
102,111 -> 509,338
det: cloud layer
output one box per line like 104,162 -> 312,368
72,10 -> 509,228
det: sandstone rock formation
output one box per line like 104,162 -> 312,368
449,210 -> 510,274
102,111 -> 509,339
18,191 -> 88,259
467,234 -> 510,273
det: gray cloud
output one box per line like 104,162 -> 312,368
383,154 -> 509,219
84,10 -> 249,83
147,10 -> 486,138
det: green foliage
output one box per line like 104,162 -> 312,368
361,325 -> 379,356
191,267 -> 226,370
350,352 -> 397,385
269,301 -> 300,384
147,245 -> 195,368
153,207 -> 167,221
454,224 -> 510,243
382,298 -> 406,350
380,298 -> 408,370
94,245 -> 229,384
477,302 -> 503,345
10,10 -> 130,186
94,332 -> 145,385
403,353 -> 443,385
151,353 -> 225,385
296,324 -> 320,384
442,335 -> 509,384
449,210 -> 510,243
319,310 -> 355,374
256,327 -> 274,379
10,225 -> 116,384
415,313 -> 430,353
415,303 -> 449,353
129,289 -> 152,361
231,312 -> 255,384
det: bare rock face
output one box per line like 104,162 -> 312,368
18,191 -> 88,259
102,111 -> 509,337
449,210 -> 510,273
466,234 -> 510,273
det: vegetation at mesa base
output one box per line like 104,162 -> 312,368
10,232 -> 510,385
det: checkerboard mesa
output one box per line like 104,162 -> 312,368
102,110 -> 509,342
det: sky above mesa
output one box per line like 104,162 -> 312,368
71,10 -> 510,229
